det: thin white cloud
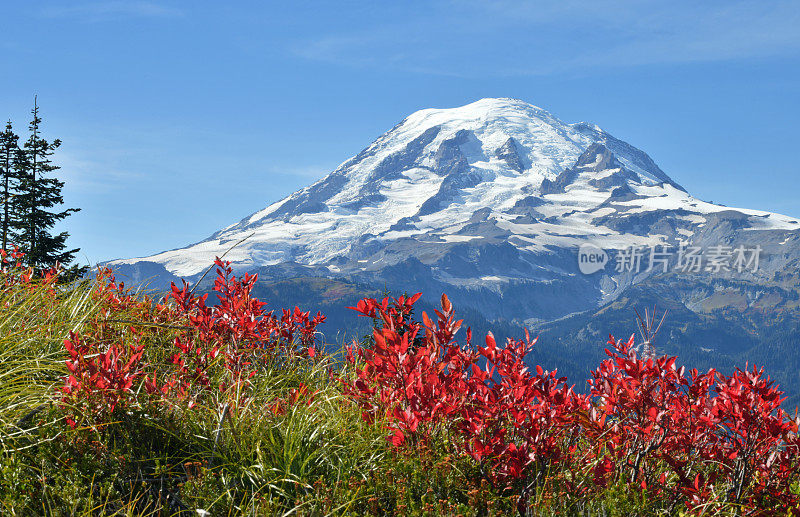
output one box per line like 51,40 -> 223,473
292,0 -> 800,77
41,1 -> 182,21
55,150 -> 145,193
551,1 -> 800,69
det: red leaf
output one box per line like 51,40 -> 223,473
390,429 -> 405,447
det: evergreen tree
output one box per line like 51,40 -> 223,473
0,121 -> 23,251
12,98 -> 82,270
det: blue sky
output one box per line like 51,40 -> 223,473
2,1 -> 799,265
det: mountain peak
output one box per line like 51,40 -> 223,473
400,98 -> 559,136
410,97 -> 546,116
110,98 -> 800,283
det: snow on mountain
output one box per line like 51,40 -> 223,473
111,98 -> 800,322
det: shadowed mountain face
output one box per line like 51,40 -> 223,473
109,98 -> 800,402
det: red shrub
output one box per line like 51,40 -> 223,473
61,330 -> 146,428
55,257 -> 326,418
345,293 -> 588,493
345,293 -> 470,443
706,365 -> 799,510
588,335 -> 800,513
346,295 -> 800,513
165,259 -> 325,404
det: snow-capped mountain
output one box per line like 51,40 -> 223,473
111,98 -> 800,324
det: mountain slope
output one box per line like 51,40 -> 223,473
111,97 -> 800,327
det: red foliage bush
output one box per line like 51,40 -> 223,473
62,330 -> 145,428
55,257 -> 325,420
166,259 -> 325,404
587,335 -> 800,512
345,293 -> 589,496
345,293 -> 800,514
